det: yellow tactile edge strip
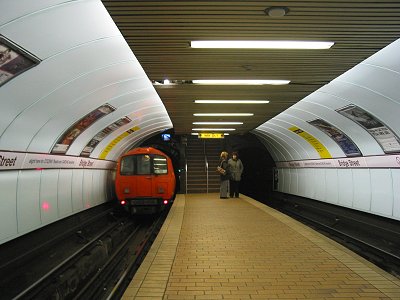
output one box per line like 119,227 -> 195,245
241,195 -> 400,299
122,194 -> 186,299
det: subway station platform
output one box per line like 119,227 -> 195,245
122,194 -> 400,300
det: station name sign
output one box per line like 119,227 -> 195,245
0,151 -> 116,170
198,133 -> 224,139
275,154 -> 400,169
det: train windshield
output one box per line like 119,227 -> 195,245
153,155 -> 168,174
120,154 -> 168,175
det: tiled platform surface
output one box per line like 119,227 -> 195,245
122,194 -> 400,300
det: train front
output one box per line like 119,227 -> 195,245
115,147 -> 176,214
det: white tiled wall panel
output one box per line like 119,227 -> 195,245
0,171 -> 18,241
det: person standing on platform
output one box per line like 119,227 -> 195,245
228,151 -> 244,198
217,151 -> 230,199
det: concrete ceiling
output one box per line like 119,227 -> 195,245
102,0 -> 400,135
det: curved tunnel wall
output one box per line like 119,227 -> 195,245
0,0 -> 172,244
253,39 -> 400,221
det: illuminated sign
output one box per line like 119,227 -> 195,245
198,132 -> 224,139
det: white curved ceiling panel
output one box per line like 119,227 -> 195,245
251,131 -> 282,162
67,105 -> 170,157
0,0 -> 172,159
255,124 -> 300,161
97,120 -> 172,161
0,0 -> 120,59
321,81 -> 400,144
255,37 -> 400,161
0,36 -> 135,136
271,113 -> 332,159
303,95 -> 384,155
25,79 -> 154,153
362,39 -> 400,72
0,62 -> 148,151
0,1 -> 69,26
337,64 -> 400,106
267,119 -> 318,159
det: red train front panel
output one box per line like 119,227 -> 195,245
115,147 -> 176,214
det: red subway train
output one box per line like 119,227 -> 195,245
115,147 -> 176,214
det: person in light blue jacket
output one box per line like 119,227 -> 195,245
228,151 -> 244,198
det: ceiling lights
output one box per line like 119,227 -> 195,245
193,122 -> 243,125
190,40 -> 334,50
193,113 -> 254,116
192,79 -> 289,85
195,100 -> 269,104
192,128 -> 236,131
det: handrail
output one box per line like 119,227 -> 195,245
204,140 -> 209,193
185,144 -> 188,194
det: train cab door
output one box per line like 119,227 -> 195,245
136,154 -> 153,197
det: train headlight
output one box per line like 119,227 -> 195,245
120,200 -> 126,205
163,200 -> 168,205
123,188 -> 130,194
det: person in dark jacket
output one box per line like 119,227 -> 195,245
217,151 -> 229,198
228,151 -> 244,198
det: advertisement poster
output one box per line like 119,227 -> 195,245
337,105 -> 400,153
81,116 -> 131,157
308,119 -> 361,157
288,126 -> 332,158
52,104 -> 115,154
99,126 -> 140,159
0,36 -> 39,86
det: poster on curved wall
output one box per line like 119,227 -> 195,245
0,36 -> 40,86
337,104 -> 400,153
51,104 -> 115,154
308,118 -> 361,157
80,116 -> 131,157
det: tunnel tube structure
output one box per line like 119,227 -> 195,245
0,0 -> 399,247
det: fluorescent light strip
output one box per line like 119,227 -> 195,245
191,132 -> 230,136
194,113 -> 254,116
192,128 -> 236,131
190,40 -> 334,49
193,122 -> 243,125
192,79 -> 289,85
195,100 -> 269,104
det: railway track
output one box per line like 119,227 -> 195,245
0,203 -> 170,299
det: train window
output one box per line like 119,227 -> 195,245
153,155 -> 168,174
120,156 -> 135,175
137,154 -> 151,175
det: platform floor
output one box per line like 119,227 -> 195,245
122,194 -> 400,300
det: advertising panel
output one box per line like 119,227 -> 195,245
0,36 -> 40,86
308,119 -> 361,156
337,105 -> 400,153
81,116 -> 131,157
52,104 -> 115,154
288,126 -> 332,158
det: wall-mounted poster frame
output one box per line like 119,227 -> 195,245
0,35 -> 40,86
337,104 -> 400,153
308,118 -> 361,157
52,104 -> 116,154
80,116 -> 131,157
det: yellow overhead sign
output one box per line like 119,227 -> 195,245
198,132 -> 224,139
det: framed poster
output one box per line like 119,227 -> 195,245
81,116 -> 131,157
52,104 -> 115,154
0,35 -> 40,86
308,118 -> 361,157
337,105 -> 400,153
